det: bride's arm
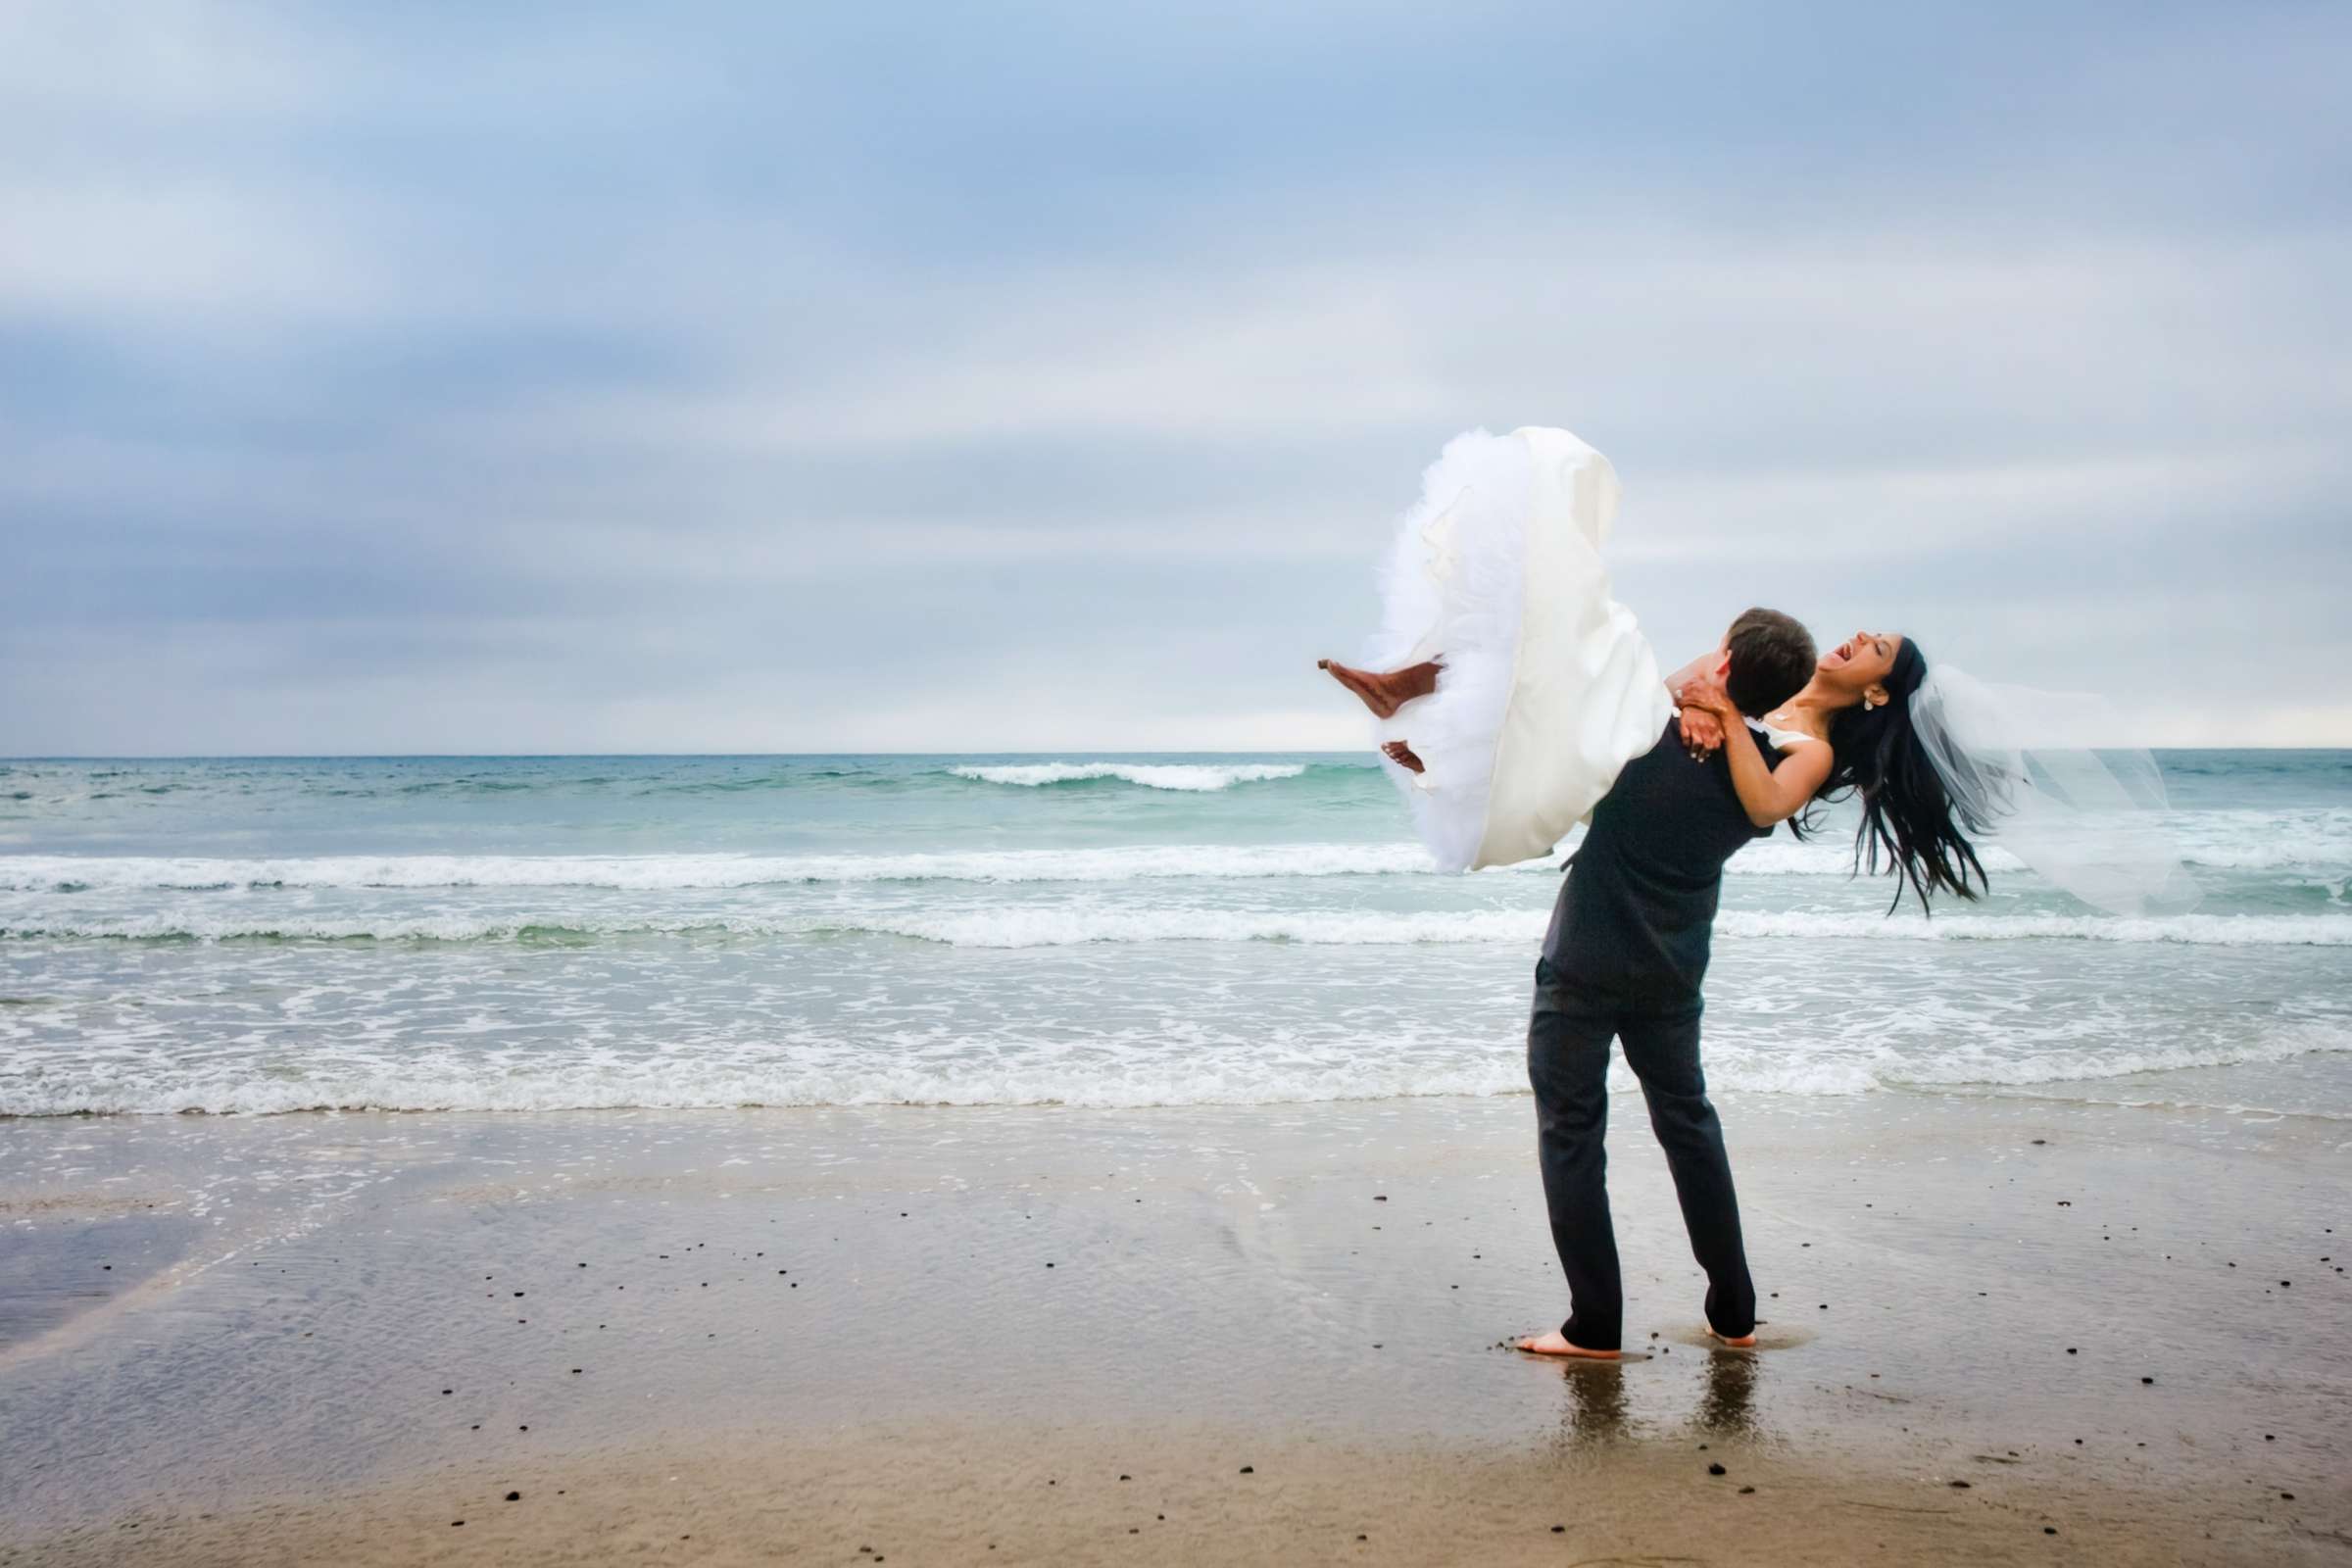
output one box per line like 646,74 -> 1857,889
1660,648 -> 1723,694
1677,684 -> 1833,827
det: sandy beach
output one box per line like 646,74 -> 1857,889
3,1090 -> 2345,1565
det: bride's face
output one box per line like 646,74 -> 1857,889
1819,630 -> 1902,699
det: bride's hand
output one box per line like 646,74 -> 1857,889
1674,680 -> 1740,760
1676,705 -> 1724,760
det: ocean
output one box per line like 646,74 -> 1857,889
2,752 -> 2348,1119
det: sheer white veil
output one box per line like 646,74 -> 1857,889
1908,666 -> 2198,916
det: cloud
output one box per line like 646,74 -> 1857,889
1,1 -> 2346,752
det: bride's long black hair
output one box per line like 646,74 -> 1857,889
1805,640 -> 1993,913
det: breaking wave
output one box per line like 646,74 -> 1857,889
8,907 -> 2347,948
948,762 -> 1308,791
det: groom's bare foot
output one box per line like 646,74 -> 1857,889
1706,1328 -> 1758,1348
1381,741 -> 1424,773
1318,659 -> 1440,719
1515,1331 -> 1620,1360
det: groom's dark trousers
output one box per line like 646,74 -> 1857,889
1529,719 -> 1777,1352
1529,961 -> 1753,1351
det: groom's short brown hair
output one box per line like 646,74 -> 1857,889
1723,608 -> 1815,717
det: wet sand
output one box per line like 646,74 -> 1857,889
2,1091 -> 2346,1564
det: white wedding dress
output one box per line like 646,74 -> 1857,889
1362,427 -> 1673,872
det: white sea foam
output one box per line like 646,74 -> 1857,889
1731,815 -> 2352,877
9,906 -> 2348,947
948,761 -> 1307,791
1720,910 -> 2352,946
4,1021 -> 2342,1116
0,909 -> 1538,945
4,811 -> 2343,893
0,844 -> 1443,893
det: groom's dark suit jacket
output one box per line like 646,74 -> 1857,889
1542,719 -> 1785,1004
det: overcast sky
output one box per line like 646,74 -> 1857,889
2,2 -> 2345,755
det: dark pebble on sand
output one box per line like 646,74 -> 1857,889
452,1520 -> 465,1527
1241,1465 -> 1254,1474
1374,1195 -> 1387,1201
1708,1463 -> 1726,1476
1739,1486 -> 1755,1494
2141,1376 -> 2154,1384
2282,1493 -> 2295,1500
2066,1348 -> 2076,1354
2044,1526 -> 2058,1535
506,1492 -> 520,1501
1950,1480 -> 1971,1489
2266,1434 -> 2275,1441
1551,1525 -> 1564,1533
1046,1262 -> 1054,1268
1119,1475 -> 1130,1481
571,1367 -> 582,1373
442,1388 -> 453,1394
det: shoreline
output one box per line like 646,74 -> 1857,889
4,1091 -> 2346,1563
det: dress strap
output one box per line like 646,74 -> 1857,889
1746,716 -> 1818,752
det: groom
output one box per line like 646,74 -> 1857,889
1516,608 -> 1816,1358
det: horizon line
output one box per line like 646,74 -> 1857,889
5,746 -> 2345,762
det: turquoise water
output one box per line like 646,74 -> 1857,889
2,752 -> 2347,1115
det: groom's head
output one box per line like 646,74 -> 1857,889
1720,608 -> 1816,716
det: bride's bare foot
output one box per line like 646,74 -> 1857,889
1381,741 -> 1424,774
1515,1330 -> 1620,1360
1317,659 -> 1441,719
1706,1328 -> 1758,1348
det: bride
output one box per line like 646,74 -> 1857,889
1324,426 -> 2195,915
1315,426 -> 1693,874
